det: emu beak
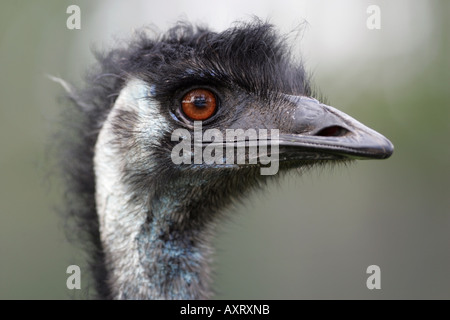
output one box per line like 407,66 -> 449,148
278,96 -> 394,160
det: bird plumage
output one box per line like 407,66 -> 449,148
59,20 -> 393,299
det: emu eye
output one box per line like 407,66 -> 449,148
181,89 -> 217,121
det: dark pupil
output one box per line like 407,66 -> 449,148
193,95 -> 207,108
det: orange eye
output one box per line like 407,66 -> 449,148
181,89 -> 217,121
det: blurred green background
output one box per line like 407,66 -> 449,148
0,0 -> 449,299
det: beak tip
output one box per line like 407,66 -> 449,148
364,136 -> 394,160
382,139 -> 394,159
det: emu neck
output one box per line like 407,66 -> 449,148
95,134 -> 214,300
136,193 -> 214,300
94,82 -> 214,299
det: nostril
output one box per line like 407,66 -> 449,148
315,126 -> 349,137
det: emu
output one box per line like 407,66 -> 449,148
59,21 -> 393,300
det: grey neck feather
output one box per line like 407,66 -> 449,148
94,79 -> 214,299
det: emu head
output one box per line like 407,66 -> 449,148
64,21 -> 393,299
96,21 -> 392,210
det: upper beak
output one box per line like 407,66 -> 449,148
278,96 -> 394,160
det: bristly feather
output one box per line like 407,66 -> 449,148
59,19 -> 314,299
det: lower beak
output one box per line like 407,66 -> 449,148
278,96 -> 394,160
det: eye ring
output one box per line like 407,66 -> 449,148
181,88 -> 217,121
